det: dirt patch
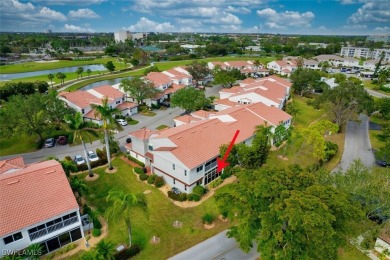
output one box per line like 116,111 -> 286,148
277,155 -> 289,161
218,215 -> 228,222
105,167 -> 117,174
203,222 -> 215,229
173,221 -> 183,228
85,174 -> 99,182
149,236 -> 160,244
35,60 -> 60,63
143,190 -> 152,195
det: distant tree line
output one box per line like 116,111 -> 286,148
0,81 -> 49,101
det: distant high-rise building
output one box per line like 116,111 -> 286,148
340,47 -> 390,62
114,30 -> 131,43
44,29 -> 52,33
366,35 -> 390,43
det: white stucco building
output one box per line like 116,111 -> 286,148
114,30 -> 131,43
0,158 -> 83,257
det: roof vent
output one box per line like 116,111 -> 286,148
191,131 -> 196,133
177,136 -> 182,139
7,180 -> 19,185
45,170 -> 56,174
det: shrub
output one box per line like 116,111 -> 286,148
77,163 -> 88,172
134,167 -> 143,174
139,173 -> 149,181
210,178 -> 223,188
127,155 -> 145,167
167,191 -> 180,200
202,213 -> 214,224
92,229 -> 101,237
190,193 -> 200,201
96,148 -> 106,160
65,156 -> 73,161
178,193 -> 187,202
115,244 -> 141,260
125,117 -> 133,123
151,103 -> 161,109
35,139 -> 44,149
83,205 -> 92,215
323,141 -> 338,162
193,185 -> 205,197
187,193 -> 195,201
154,176 -> 165,188
221,169 -> 232,180
92,214 -> 102,229
147,174 -> 157,184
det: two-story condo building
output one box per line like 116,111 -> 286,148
59,85 -> 138,125
267,60 -> 297,77
126,103 -> 291,193
207,60 -> 269,77
0,159 -> 83,256
214,75 -> 291,111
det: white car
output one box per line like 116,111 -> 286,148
87,151 -> 99,162
74,155 -> 86,165
116,119 -> 128,126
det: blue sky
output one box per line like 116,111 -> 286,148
1,0 -> 389,35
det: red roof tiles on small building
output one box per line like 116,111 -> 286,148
0,157 -> 25,175
0,160 -> 78,236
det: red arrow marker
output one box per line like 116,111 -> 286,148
217,130 -> 240,173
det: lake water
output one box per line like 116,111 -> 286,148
79,77 -> 132,91
0,64 -> 106,81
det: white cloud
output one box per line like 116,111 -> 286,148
68,8 -> 100,19
126,17 -> 175,32
226,5 -> 251,14
1,0 -> 35,11
257,8 -> 315,29
64,24 -> 95,32
348,2 -> 390,24
374,26 -> 390,32
30,0 -> 106,5
342,24 -> 367,29
38,7 -> 67,21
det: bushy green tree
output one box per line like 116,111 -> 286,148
120,77 -> 159,104
170,87 -> 211,113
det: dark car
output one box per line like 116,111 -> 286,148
44,138 -> 55,148
126,137 -> 132,144
58,136 -> 67,145
159,101 -> 170,108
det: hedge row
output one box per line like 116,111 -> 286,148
114,244 -> 141,260
167,191 -> 201,202
127,155 -> 145,167
138,173 -> 165,188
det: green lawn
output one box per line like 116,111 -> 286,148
72,158 -> 231,259
156,124 -> 169,130
128,120 -> 139,125
338,246 -> 369,260
292,95 -> 326,128
0,134 -> 38,156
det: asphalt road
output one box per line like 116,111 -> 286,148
365,88 -> 389,98
334,114 -> 375,172
0,85 -> 223,164
169,230 -> 259,260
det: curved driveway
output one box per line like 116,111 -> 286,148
335,114 -> 375,172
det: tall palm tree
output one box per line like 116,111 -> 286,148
86,69 -> 92,77
76,67 -> 84,79
64,112 -> 99,177
47,73 -> 54,87
106,190 -> 148,247
90,97 -> 122,170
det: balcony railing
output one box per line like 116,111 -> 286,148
29,216 -> 78,241
205,160 -> 217,172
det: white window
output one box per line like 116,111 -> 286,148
3,232 -> 23,245
196,165 -> 203,172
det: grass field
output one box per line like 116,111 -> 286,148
71,158 -> 231,259
0,134 -> 38,156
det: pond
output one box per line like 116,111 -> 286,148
78,77 -> 132,91
0,64 -> 106,81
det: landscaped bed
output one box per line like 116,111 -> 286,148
70,158 -> 230,259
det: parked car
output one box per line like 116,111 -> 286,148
87,151 -> 99,162
126,137 -> 132,144
44,138 -> 55,148
116,119 -> 128,126
58,136 -> 67,145
74,155 -> 86,165
172,187 -> 181,195
159,101 -> 170,108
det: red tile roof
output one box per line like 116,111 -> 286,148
214,99 -> 238,108
89,85 -> 125,100
59,91 -> 103,109
116,101 -> 138,110
151,103 -> 291,169
0,157 -> 25,175
191,110 -> 215,119
129,128 -> 155,140
174,115 -> 201,124
0,160 -> 78,236
145,72 -> 172,86
164,68 -> 192,80
84,109 -> 101,120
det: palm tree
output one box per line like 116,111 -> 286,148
95,240 -> 115,259
24,243 -> 43,260
64,112 -> 99,177
56,72 -> 66,85
47,73 -> 54,87
90,98 -> 122,170
69,177 -> 88,205
253,59 -> 261,69
76,67 -> 84,79
106,190 -> 148,247
86,69 -> 92,77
